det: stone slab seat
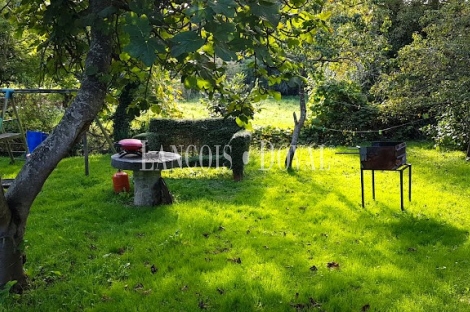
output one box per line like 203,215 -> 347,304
144,118 -> 252,181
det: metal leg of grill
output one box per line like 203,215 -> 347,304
400,169 -> 404,211
361,168 -> 365,207
361,164 -> 411,211
372,170 -> 375,200
408,164 -> 412,201
399,164 -> 412,211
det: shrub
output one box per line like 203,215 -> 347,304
421,108 -> 469,151
251,126 -> 293,147
303,80 -> 380,145
12,94 -> 64,133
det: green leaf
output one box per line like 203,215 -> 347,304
208,0 -> 236,17
128,1 -> 150,15
207,21 -> 236,42
119,53 -> 131,62
123,14 -> 152,38
235,117 -> 244,127
291,0 -> 307,6
287,38 -> 300,48
244,121 -> 253,131
269,90 -> 282,101
214,44 -> 237,61
253,46 -> 273,66
134,98 -> 149,111
268,76 -> 282,86
249,1 -> 280,27
99,73 -> 113,84
185,4 -> 210,24
124,37 -> 162,67
123,14 -> 163,66
105,94 -> 118,106
318,11 -> 332,21
183,76 -> 198,89
196,78 -> 212,90
170,31 -> 205,58
228,38 -> 251,54
235,115 -> 253,130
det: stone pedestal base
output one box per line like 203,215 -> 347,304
133,170 -> 161,206
132,170 -> 173,206
111,152 -> 181,206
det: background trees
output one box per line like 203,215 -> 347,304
302,0 -> 469,150
5,0 -> 467,150
372,0 -> 470,151
0,5 -> 39,86
3,0 -> 468,150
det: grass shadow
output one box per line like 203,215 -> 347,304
387,213 -> 469,247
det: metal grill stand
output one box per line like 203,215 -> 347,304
361,164 -> 411,211
359,142 -> 411,211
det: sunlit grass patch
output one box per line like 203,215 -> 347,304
2,144 -> 470,311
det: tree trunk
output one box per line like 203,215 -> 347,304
0,182 -> 26,292
285,78 -> 307,169
112,82 -> 138,142
0,0 -> 113,290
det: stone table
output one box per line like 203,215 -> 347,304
111,151 -> 182,206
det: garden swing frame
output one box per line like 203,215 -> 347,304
0,88 -> 116,175
0,88 -> 28,163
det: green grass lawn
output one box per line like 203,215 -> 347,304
1,143 -> 470,311
177,97 -> 300,129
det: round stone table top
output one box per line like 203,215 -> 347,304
111,151 -> 182,171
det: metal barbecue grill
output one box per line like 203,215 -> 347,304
360,141 -> 407,170
358,142 -> 411,211
114,139 -> 144,158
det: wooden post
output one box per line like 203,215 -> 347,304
285,72 -> 307,169
95,117 -> 117,154
83,132 -> 89,176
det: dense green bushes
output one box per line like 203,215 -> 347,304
304,80 -> 379,145
251,126 -> 293,147
300,80 -> 432,146
11,94 -> 65,134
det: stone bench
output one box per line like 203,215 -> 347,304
145,118 -> 252,181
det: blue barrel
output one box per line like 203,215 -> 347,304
26,130 -> 48,154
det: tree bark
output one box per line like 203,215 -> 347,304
112,82 -> 138,142
0,0 -> 113,290
285,78 -> 307,169
0,181 -> 26,292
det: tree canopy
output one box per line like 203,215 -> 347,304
10,0 -> 329,125
372,0 -> 470,149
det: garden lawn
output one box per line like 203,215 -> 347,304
178,97 -> 300,129
1,143 -> 470,311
